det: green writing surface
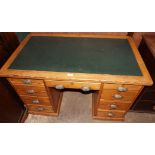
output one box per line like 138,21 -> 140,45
10,36 -> 142,76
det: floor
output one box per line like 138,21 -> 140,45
25,91 -> 155,123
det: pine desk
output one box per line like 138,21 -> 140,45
0,33 -> 153,121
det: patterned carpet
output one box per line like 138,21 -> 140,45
25,91 -> 155,123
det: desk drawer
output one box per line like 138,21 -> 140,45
20,95 -> 52,106
103,84 -> 142,91
97,110 -> 126,119
45,80 -> 101,90
98,100 -> 132,111
27,105 -> 54,113
13,85 -> 48,97
101,89 -> 139,102
8,78 -> 44,86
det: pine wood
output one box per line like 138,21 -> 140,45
127,37 -> 153,86
93,102 -> 125,120
98,100 -> 132,111
103,83 -> 142,91
92,91 -> 100,116
12,85 -> 48,97
0,33 -> 152,85
100,89 -> 141,102
19,95 -> 52,106
28,111 -> 59,116
0,32 -> 153,121
45,80 -> 101,90
96,110 -> 126,120
0,70 -> 152,85
8,78 -> 44,86
47,87 -> 63,113
94,83 -> 144,120
30,32 -> 129,39
27,104 -> 54,113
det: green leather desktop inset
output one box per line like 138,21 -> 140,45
9,36 -> 142,76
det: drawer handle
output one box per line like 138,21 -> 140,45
32,100 -> 39,104
81,86 -> 90,92
26,89 -> 35,94
55,85 -> 64,90
110,104 -> 117,109
37,107 -> 44,111
107,112 -> 113,117
22,79 -> 32,84
113,94 -> 123,99
117,86 -> 128,92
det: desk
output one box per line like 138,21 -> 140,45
0,33 -> 153,121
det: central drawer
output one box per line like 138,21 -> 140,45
45,80 -> 101,90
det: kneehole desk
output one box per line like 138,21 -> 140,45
0,33 -> 153,121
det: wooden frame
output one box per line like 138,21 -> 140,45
0,32 -> 152,86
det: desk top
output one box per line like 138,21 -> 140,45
10,36 -> 141,76
0,33 -> 153,85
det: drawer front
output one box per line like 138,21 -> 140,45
29,111 -> 57,116
20,95 -> 52,106
103,84 -> 142,91
101,89 -> 139,102
8,78 -> 44,86
13,85 -> 48,97
97,110 -> 126,119
45,80 -> 101,90
98,100 -> 132,111
27,105 -> 54,113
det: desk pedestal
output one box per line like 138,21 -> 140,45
8,78 -> 143,121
